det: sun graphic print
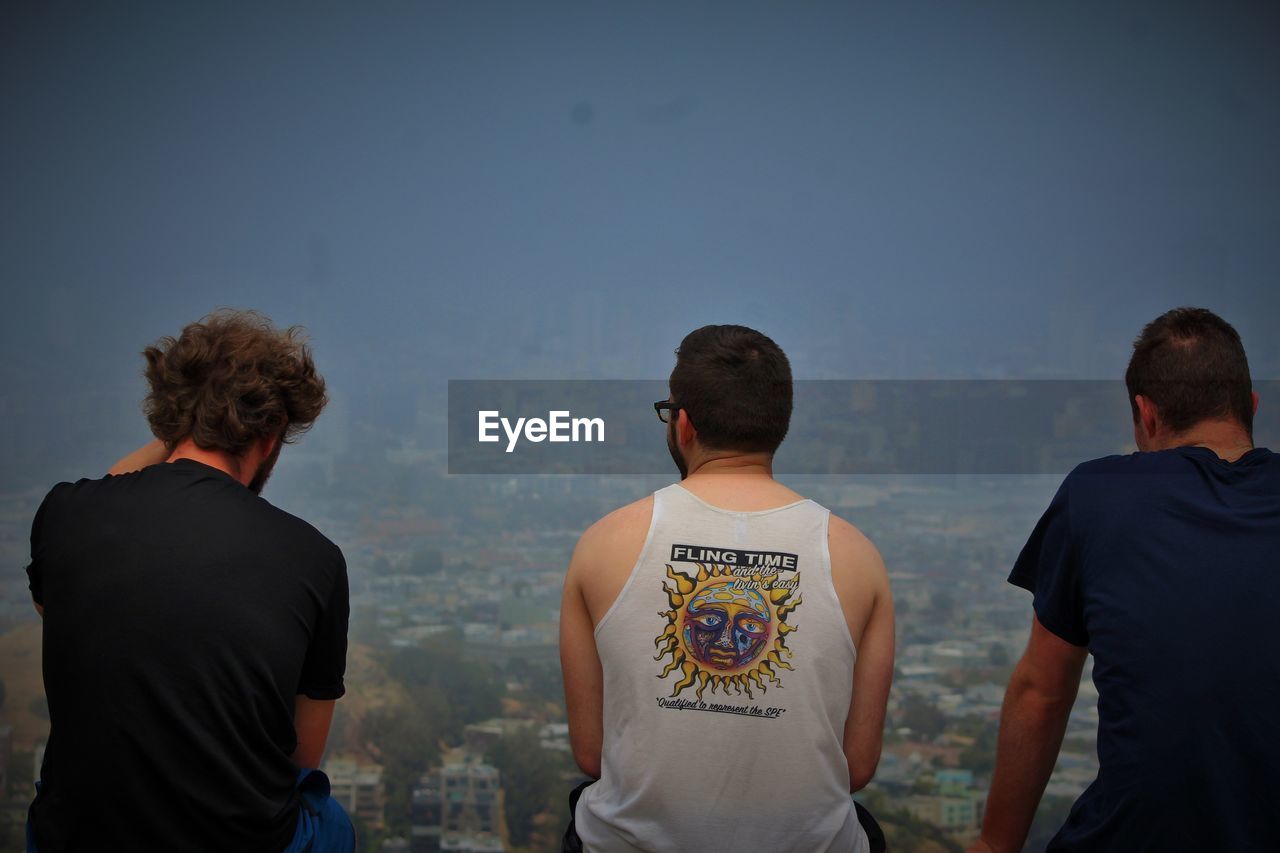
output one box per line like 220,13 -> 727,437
654,563 -> 801,700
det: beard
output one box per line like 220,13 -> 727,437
666,418 -> 688,480
248,440 -> 283,495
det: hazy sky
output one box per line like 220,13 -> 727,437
3,1 -> 1278,478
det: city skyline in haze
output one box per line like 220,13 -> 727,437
3,2 -> 1278,488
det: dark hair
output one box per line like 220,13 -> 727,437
142,309 -> 329,455
1124,306 -> 1253,435
669,325 -> 792,453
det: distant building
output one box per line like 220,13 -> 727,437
461,721 -> 506,756
905,793 -> 984,831
410,747 -> 505,853
934,769 -> 974,796
325,756 -> 387,831
440,833 -> 503,853
538,722 -> 570,753
897,664 -> 942,682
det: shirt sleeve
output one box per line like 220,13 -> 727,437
297,548 -> 350,700
1007,474 -> 1088,647
25,484 -> 67,608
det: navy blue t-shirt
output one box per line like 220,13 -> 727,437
1010,445 -> 1280,852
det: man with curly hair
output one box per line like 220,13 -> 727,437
24,309 -> 353,852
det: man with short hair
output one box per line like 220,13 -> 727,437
25,309 -> 353,852
971,307 -> 1279,852
560,324 -> 894,852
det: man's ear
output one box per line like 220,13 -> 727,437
1251,390 -> 1260,416
676,409 -> 698,446
259,431 -> 281,458
1134,394 -> 1161,442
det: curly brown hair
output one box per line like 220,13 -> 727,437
142,309 -> 329,455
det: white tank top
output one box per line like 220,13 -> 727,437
575,484 -> 869,853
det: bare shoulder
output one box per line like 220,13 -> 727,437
569,494 -> 655,623
827,512 -> 888,585
575,494 -> 655,560
826,512 -> 891,643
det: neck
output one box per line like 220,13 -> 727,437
685,452 -> 775,479
1163,420 -> 1254,463
167,439 -> 250,484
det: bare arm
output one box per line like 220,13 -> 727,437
109,438 -> 171,475
291,696 -> 337,769
830,515 -> 895,792
560,532 -> 604,779
970,614 -> 1087,853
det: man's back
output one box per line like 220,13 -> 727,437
1010,445 -> 1280,851
566,478 -> 889,853
27,458 -> 349,852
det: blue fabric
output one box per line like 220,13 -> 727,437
1010,446 -> 1280,852
26,771 -> 353,853
284,768 -> 356,853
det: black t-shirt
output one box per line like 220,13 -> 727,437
25,458 -> 349,852
1010,446 -> 1280,852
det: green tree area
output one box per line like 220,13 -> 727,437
504,655 -> 566,709
956,719 -> 998,777
487,725 -> 574,852
355,632 -> 574,849
361,634 -> 506,838
896,694 -> 948,740
384,636 -> 506,740
856,788 -> 964,853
